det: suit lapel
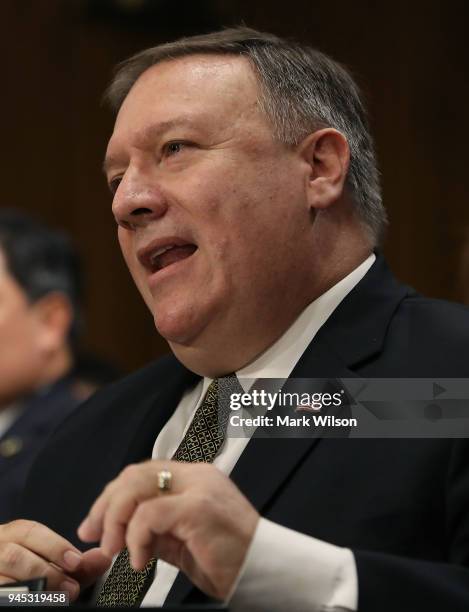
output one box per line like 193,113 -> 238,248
121,365 -> 200,467
84,361 -> 200,495
230,333 -> 358,507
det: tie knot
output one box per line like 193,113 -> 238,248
171,373 -> 241,464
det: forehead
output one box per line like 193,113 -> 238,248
111,54 -> 264,141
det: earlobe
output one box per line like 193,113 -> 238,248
299,128 -> 350,210
33,293 -> 73,353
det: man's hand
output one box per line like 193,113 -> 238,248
0,520 -> 111,600
78,461 -> 260,600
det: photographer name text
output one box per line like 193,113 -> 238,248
229,414 -> 357,428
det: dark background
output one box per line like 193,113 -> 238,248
2,0 -> 468,373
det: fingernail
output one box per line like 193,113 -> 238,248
63,550 -> 82,571
60,580 -> 79,599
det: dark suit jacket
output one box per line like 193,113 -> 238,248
0,377 -> 82,524
20,256 -> 469,611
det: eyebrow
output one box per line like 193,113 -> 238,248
102,117 -> 201,176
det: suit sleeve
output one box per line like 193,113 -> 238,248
355,439 -> 469,611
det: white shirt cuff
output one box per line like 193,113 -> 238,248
228,518 -> 358,611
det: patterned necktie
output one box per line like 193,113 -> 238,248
96,374 -> 239,607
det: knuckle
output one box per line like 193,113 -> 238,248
199,462 -> 214,474
0,542 -> 23,570
14,520 -> 39,540
1,520 -> 32,540
191,492 -> 213,515
193,462 -> 215,479
122,464 -> 139,479
102,481 -> 115,496
21,521 -> 40,542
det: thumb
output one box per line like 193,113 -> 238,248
71,547 -> 112,587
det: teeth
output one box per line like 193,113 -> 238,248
150,245 -> 175,264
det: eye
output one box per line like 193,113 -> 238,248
109,177 -> 122,195
163,141 -> 186,157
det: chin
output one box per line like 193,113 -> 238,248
153,307 -> 203,346
153,306 -> 227,377
150,286 -> 225,346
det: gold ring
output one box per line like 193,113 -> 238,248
157,469 -> 172,492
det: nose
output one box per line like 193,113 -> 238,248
112,171 -> 168,230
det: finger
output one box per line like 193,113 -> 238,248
79,463 -> 167,549
70,548 -> 112,588
126,497 -> 185,570
77,491 -> 111,543
0,542 -> 80,600
128,535 -> 155,571
153,535 -> 184,569
78,464 -> 154,543
0,520 -> 82,572
100,492 -> 140,558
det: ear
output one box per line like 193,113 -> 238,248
31,292 -> 73,353
298,128 -> 350,211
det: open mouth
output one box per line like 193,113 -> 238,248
150,244 -> 197,271
138,240 -> 198,274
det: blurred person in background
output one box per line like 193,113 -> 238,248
0,209 -> 119,523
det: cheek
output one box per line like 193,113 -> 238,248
216,190 -> 307,295
0,314 -> 43,400
190,193 -> 267,297
0,306 -> 39,354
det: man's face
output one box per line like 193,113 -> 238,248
0,250 -> 46,406
106,55 -> 317,370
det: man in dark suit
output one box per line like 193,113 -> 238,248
0,27 -> 468,611
0,210 -> 120,524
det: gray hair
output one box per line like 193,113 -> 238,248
106,26 -> 386,242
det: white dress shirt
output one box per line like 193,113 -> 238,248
0,404 -> 23,439
141,253 -> 375,609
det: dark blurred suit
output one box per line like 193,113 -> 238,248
0,377 -> 82,523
